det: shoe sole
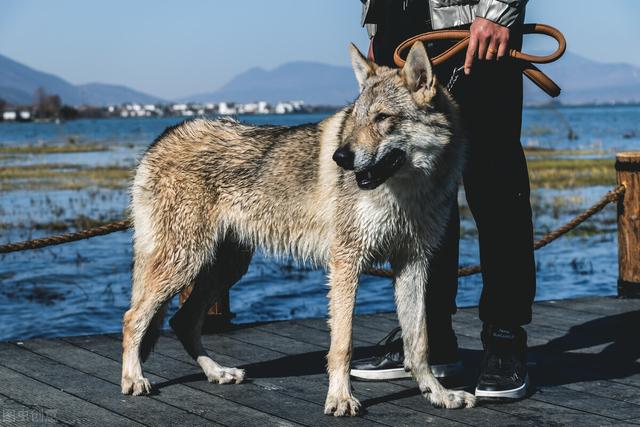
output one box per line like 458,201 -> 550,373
475,374 -> 529,399
350,361 -> 463,381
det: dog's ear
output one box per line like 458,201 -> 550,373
401,42 -> 437,105
349,43 -> 377,92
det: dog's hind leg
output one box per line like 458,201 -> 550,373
170,235 -> 253,385
122,247 -> 206,395
122,215 -> 212,396
393,257 -> 476,409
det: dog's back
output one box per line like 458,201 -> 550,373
132,114 -> 362,271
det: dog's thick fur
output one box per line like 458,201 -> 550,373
121,42 -> 475,414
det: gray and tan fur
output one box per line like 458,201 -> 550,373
121,42 -> 475,415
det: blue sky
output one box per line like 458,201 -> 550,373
1,0 -> 639,99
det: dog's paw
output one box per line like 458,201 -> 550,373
121,376 -> 153,396
324,395 -> 361,417
425,389 -> 475,409
206,367 -> 245,385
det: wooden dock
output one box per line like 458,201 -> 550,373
1,296 -> 639,426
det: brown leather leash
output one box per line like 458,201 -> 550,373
393,23 -> 567,97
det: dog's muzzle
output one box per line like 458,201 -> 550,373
333,145 -> 355,170
355,149 -> 406,190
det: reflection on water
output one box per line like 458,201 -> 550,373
0,106 -> 636,341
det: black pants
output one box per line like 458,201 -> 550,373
372,1 -> 536,328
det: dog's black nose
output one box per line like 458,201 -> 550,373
333,146 -> 355,170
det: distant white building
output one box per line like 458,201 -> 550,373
19,111 -> 31,120
2,111 -> 17,121
218,102 -> 237,115
257,101 -> 269,114
275,102 -> 294,114
172,104 -> 188,112
242,103 -> 259,114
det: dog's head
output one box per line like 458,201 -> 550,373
334,42 -> 459,190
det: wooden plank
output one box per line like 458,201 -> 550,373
481,397 -> 620,426
1,343 -> 218,427
66,334 -> 388,427
0,296 -> 637,426
340,324 -> 623,426
257,321 -> 374,348
0,364 -> 140,426
317,311 -> 639,424
244,322 -> 535,427
0,342 -> 14,352
539,297 -> 640,316
530,386 -> 640,421
434,321 -> 640,422
20,338 -> 289,427
0,393 -> 66,426
149,335 -> 463,427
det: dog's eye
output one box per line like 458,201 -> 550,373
373,112 -> 391,123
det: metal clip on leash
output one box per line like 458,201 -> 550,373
393,23 -> 567,98
446,65 -> 465,93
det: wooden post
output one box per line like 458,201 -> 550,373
617,152 -> 640,298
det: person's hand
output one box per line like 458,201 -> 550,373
464,17 -> 510,75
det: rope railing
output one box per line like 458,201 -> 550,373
0,185 -> 627,279
0,220 -> 131,254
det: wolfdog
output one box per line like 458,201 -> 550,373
121,41 -> 474,415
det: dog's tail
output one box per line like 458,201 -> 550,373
140,301 -> 168,362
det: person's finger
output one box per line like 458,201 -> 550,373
464,35 -> 478,75
486,39 -> 499,61
477,36 -> 489,61
497,37 -> 508,60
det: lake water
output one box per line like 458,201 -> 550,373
0,106 -> 638,341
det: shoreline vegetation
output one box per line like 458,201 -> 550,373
0,141 -> 619,240
0,143 -> 616,191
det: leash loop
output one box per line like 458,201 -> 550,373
393,23 -> 567,97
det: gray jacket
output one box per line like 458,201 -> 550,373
361,0 -> 528,35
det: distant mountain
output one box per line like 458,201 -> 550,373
524,51 -> 640,105
184,53 -> 640,107
3,50 -> 640,108
0,53 -> 163,106
75,83 -> 162,106
181,61 -> 359,105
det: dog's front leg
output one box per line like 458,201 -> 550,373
393,257 -> 476,409
324,253 -> 361,417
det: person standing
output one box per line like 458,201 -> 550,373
350,0 -> 535,399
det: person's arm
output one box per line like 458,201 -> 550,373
476,0 -> 528,29
464,0 -> 528,75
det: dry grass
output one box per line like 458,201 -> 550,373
524,148 -> 607,158
0,150 -> 617,191
526,158 -> 615,189
0,143 -> 108,155
0,163 -> 132,191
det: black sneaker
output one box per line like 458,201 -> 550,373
350,326 -> 463,380
475,325 -> 529,399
